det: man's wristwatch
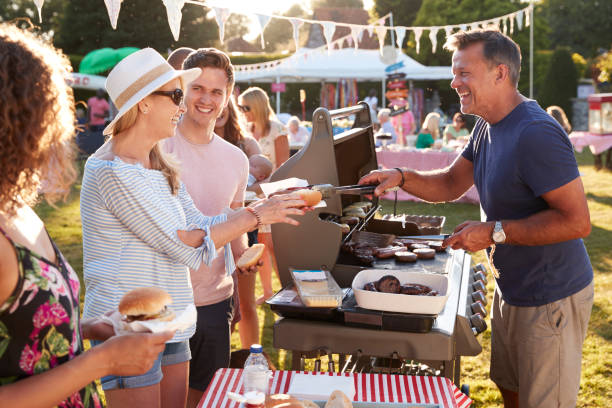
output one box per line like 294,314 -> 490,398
492,221 -> 506,244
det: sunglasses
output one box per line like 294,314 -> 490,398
238,104 -> 251,113
152,88 -> 184,106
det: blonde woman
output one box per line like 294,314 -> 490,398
80,49 -> 307,408
416,112 -> 441,149
237,87 -> 289,304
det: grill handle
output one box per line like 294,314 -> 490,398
329,103 -> 368,120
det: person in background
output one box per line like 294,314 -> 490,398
377,108 -> 398,145
212,95 -> 263,350
443,112 -> 470,144
360,29 -> 593,408
415,112 -> 441,149
81,48 -> 307,408
87,88 -> 110,132
248,154 -> 274,187
238,87 -> 290,305
364,88 -> 379,123
390,99 -> 416,145
0,23 -> 174,408
546,105 -> 572,134
287,115 -> 310,148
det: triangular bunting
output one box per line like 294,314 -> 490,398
33,0 -> 44,22
104,0 -> 122,29
429,27 -> 439,53
213,8 -> 231,43
444,26 -> 453,40
459,24 -> 467,32
395,27 -> 406,49
525,6 -> 532,27
509,13 -> 515,34
516,10 -> 524,30
289,18 -> 303,52
374,26 -> 387,55
256,14 -> 271,49
162,0 -> 185,41
350,24 -> 362,50
321,21 -> 336,55
413,27 -> 423,54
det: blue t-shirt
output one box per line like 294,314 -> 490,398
462,100 -> 592,306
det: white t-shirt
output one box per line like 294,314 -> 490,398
288,125 -> 310,147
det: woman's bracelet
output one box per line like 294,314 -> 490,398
394,167 -> 405,188
245,206 -> 262,230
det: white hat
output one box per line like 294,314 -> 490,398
103,47 -> 201,135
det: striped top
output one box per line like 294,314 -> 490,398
81,153 -> 232,342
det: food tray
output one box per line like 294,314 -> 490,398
290,269 -> 343,308
352,270 -> 449,315
265,286 -> 348,322
310,402 -> 442,407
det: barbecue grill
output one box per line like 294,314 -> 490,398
268,103 -> 487,387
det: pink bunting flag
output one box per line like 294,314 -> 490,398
290,18 -> 303,52
321,21 -> 335,55
104,0 -> 122,29
374,26 -> 387,55
429,27 -> 439,53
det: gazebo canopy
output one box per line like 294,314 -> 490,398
235,48 -> 452,83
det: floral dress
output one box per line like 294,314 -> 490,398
0,228 -> 102,408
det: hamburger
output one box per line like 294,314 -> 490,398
119,287 -> 175,323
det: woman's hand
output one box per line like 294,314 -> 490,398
249,193 -> 309,226
177,229 -> 205,248
81,313 -> 115,341
97,331 -> 175,376
236,259 -> 264,275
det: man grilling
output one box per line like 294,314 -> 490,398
359,29 -> 593,408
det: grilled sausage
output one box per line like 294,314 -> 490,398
376,275 -> 401,293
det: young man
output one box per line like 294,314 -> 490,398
163,48 -> 252,408
360,29 -> 593,408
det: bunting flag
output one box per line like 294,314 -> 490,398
321,21 -> 336,54
516,9 -> 524,30
525,5 -> 532,27
33,0 -> 44,22
502,17 -> 507,34
350,24 -> 363,51
429,27 -> 439,53
459,24 -> 468,32
213,7 -> 231,43
444,26 -> 453,40
162,0 -> 185,41
413,27 -> 423,54
256,14 -> 271,49
103,0 -> 122,29
509,14 -> 515,34
395,27 -> 406,49
290,18 -> 303,52
374,26 -> 387,55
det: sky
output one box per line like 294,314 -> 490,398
206,0 -> 374,40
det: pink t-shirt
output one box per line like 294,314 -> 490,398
87,96 -> 110,126
164,133 -> 249,306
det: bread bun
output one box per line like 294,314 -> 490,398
119,287 -> 175,322
265,394 -> 305,407
297,189 -> 322,206
236,243 -> 266,268
324,390 -> 352,408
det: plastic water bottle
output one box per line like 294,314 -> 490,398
243,344 -> 269,394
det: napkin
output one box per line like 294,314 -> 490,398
287,373 -> 355,401
101,304 -> 197,335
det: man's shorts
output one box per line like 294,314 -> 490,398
91,340 -> 191,391
188,297 -> 234,391
490,281 -> 593,408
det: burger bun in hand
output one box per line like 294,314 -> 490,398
119,287 -> 176,323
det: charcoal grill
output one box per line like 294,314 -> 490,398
268,103 -> 488,386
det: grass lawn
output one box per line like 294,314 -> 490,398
36,151 -> 611,407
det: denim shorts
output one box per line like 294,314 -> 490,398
90,339 -> 191,390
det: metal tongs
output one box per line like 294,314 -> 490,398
312,184 -> 398,199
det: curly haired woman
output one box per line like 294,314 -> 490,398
0,23 -> 174,408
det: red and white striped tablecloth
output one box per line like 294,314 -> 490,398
198,369 -> 472,408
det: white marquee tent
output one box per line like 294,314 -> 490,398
235,48 -> 452,83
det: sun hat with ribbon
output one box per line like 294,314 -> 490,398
103,47 -> 201,135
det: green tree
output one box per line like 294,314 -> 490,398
224,14 -> 250,41
538,47 -> 577,117
311,0 -> 363,8
0,0 -> 65,35
54,0 -> 218,57
543,0 -> 612,58
373,0 -> 422,28
262,4 -> 308,52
